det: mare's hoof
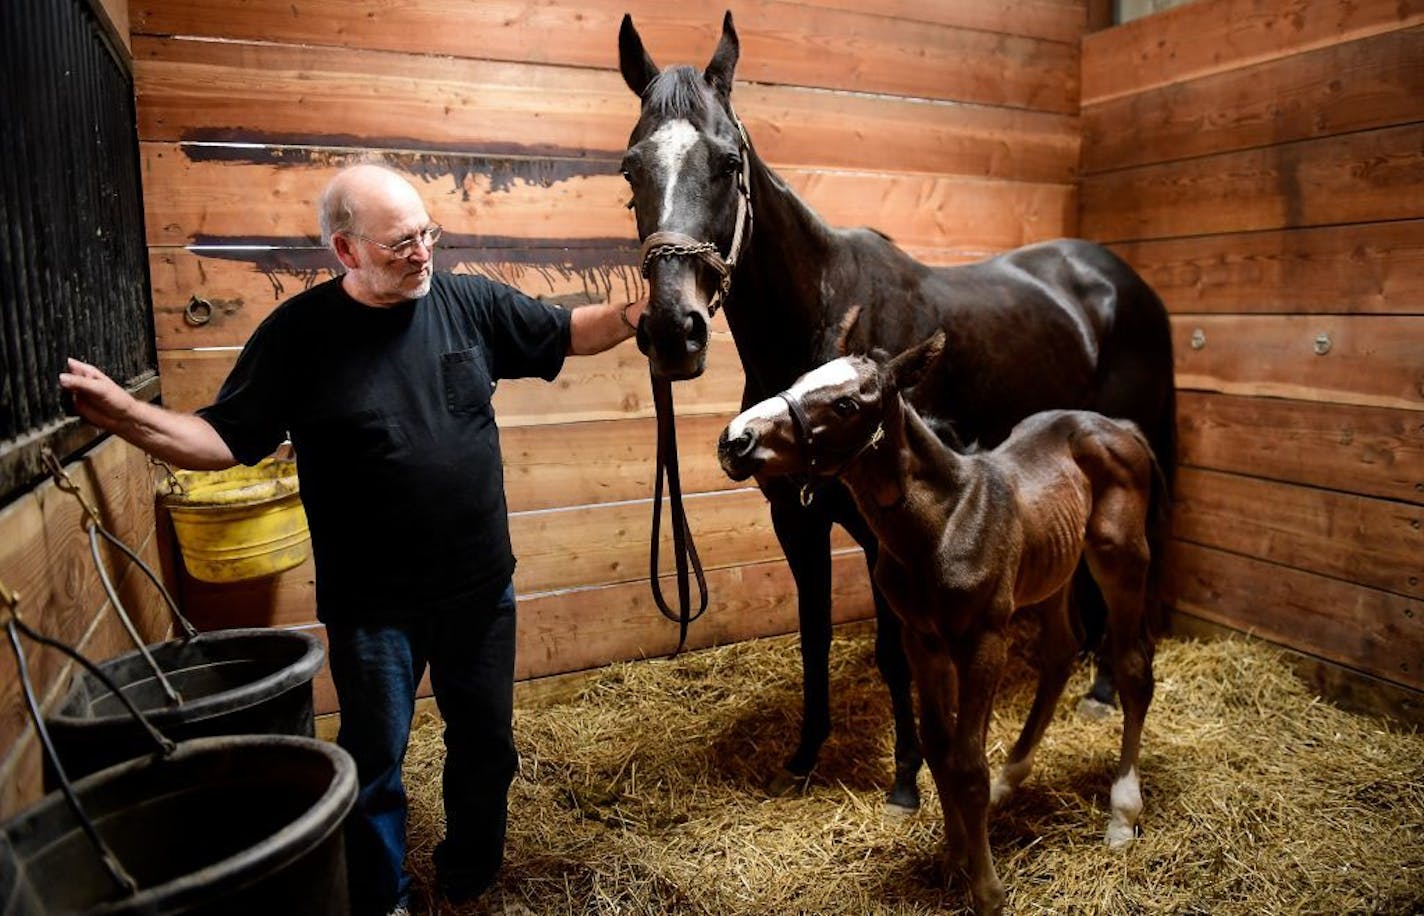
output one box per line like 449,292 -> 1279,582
884,784 -> 920,817
1076,695 -> 1118,721
768,768 -> 809,797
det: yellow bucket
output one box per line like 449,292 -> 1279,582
161,458 -> 311,583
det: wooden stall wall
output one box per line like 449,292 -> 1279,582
1080,0 -> 1424,710
129,0 -> 1088,713
0,438 -> 173,818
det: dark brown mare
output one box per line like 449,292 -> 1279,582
618,12 -> 1175,811
718,329 -> 1160,914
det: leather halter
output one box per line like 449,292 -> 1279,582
638,109 -> 753,317
777,390 -> 886,507
641,105 -> 754,653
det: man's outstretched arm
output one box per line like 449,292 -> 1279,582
58,358 -> 237,470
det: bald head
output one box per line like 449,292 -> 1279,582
318,164 -> 425,246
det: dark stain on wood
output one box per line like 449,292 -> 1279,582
179,134 -> 618,193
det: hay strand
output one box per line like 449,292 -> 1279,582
401,626 -> 1424,914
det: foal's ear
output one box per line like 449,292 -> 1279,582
887,331 -> 947,390
704,11 -> 740,98
834,305 -> 863,356
619,14 -> 661,98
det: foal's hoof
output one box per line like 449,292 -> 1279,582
768,768 -> 809,797
1076,695 -> 1118,721
1104,820 -> 1139,849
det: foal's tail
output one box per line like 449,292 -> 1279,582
1126,420 -> 1173,644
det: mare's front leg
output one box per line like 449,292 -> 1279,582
837,496 -> 922,813
768,491 -> 834,793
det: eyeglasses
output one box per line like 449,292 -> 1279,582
350,224 -> 442,258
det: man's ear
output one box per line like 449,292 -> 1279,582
704,11 -> 740,98
331,234 -> 360,271
619,14 -> 661,98
886,331 -> 946,390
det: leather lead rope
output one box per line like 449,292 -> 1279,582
648,373 -> 709,653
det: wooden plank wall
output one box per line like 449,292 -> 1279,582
0,438 -> 174,818
1080,0 -> 1424,698
129,0 -> 1089,714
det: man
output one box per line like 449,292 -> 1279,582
60,163 -> 648,916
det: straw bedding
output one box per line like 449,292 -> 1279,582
401,623 -> 1424,914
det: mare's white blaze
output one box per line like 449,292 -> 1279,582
1104,766 -> 1143,848
648,119 -> 701,226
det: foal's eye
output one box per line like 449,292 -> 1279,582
833,397 -> 858,416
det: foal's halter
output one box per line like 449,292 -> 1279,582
777,390 -> 886,507
637,108 -> 754,317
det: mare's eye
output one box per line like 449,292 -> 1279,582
722,153 -> 742,177
833,397 -> 858,416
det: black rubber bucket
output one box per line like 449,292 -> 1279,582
44,629 -> 325,785
0,735 -> 354,915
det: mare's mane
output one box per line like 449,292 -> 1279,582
642,65 -> 712,119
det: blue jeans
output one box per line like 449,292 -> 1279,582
326,582 -> 518,916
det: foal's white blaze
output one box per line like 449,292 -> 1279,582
1105,766 -> 1143,848
648,119 -> 701,226
724,358 -> 861,443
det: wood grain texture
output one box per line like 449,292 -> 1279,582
1083,25 -> 1424,173
1082,0 -> 1424,105
1176,392 -> 1424,506
133,37 -> 1079,177
783,0 -> 1086,42
1081,123 -> 1424,242
141,143 -> 1074,253
500,414 -> 740,511
1170,314 -> 1424,410
1173,467 -> 1423,599
1111,221 -> 1424,315
1165,540 -> 1422,691
132,0 -> 1078,111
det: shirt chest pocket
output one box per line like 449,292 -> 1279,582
441,347 -> 495,415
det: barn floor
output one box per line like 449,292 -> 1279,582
401,624 -> 1424,915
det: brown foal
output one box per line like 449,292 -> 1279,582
718,330 -> 1160,914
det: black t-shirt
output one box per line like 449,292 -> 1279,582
197,273 -> 571,621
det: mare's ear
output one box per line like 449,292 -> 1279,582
887,331 -> 946,390
704,11 -> 740,97
619,14 -> 661,97
834,305 -> 862,355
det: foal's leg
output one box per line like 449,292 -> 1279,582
991,591 -> 1077,808
1085,497 -> 1155,848
948,626 -> 1010,915
769,495 -> 835,793
902,639 -> 969,874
